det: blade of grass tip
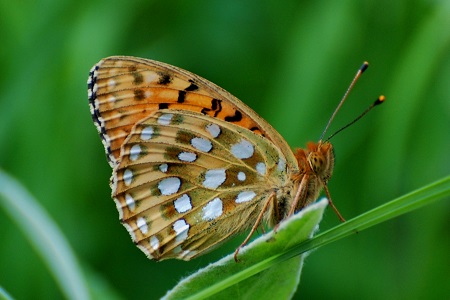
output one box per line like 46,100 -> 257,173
0,169 -> 89,300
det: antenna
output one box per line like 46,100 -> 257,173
319,61 -> 369,141
325,95 -> 385,142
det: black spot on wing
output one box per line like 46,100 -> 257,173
134,89 -> 145,100
185,80 -> 199,91
87,66 -> 98,101
225,110 -> 242,122
158,72 -> 172,85
178,90 -> 186,103
201,98 -> 222,117
132,72 -> 143,85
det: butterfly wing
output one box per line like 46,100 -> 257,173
88,56 -> 297,169
113,109 -> 291,260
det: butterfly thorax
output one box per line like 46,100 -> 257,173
286,141 -> 334,214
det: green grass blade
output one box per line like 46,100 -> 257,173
0,170 -> 90,300
0,286 -> 14,300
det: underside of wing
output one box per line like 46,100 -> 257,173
112,109 -> 291,260
87,56 -> 296,168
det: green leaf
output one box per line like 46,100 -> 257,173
163,198 -> 328,300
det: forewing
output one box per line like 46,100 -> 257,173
87,56 -> 296,168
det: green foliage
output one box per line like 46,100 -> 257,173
0,0 -> 449,299
164,200 -> 328,300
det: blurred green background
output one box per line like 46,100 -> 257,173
1,0 -> 449,299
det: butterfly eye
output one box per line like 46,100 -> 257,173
308,152 -> 326,174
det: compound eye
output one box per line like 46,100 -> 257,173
308,152 -> 324,173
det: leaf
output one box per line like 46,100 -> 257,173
163,198 -> 328,300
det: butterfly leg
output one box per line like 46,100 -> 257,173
322,184 -> 346,222
287,174 -> 309,218
273,175 -> 309,234
234,191 -> 277,262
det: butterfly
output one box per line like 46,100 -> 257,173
87,56 -> 381,261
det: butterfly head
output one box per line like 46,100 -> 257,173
294,141 -> 334,183
306,141 -> 334,183
285,141 -> 335,215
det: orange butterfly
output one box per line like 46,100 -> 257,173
87,56 -> 383,261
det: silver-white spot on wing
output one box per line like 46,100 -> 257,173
158,113 -> 173,125
140,126 -> 154,140
174,194 -> 192,213
129,144 -> 142,161
205,123 -> 221,138
202,169 -> 226,189
178,151 -> 197,162
235,191 -> 257,203
136,217 -> 148,234
256,162 -> 267,176
125,194 -> 136,211
191,137 -> 212,152
231,138 -> 254,159
173,219 -> 189,243
123,169 -> 133,186
202,198 -> 223,221
158,177 -> 181,195
150,236 -> 159,251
